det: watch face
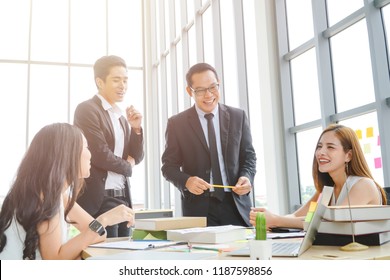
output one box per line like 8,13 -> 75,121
89,220 -> 105,236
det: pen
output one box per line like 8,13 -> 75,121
191,246 -> 222,253
144,241 -> 188,250
212,184 -> 235,189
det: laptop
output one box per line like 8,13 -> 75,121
230,186 -> 333,257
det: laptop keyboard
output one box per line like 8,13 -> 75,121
272,242 -> 300,255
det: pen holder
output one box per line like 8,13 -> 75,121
249,212 -> 271,260
249,239 -> 272,260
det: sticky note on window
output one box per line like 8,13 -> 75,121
374,157 -> 382,169
304,211 -> 314,223
308,201 -> 317,212
378,136 -> 380,146
366,127 -> 374,138
364,143 -> 371,154
355,130 -> 362,139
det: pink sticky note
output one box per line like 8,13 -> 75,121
378,136 -> 380,146
374,158 -> 382,169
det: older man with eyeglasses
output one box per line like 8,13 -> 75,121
161,62 -> 257,226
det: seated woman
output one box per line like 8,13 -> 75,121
250,124 -> 387,229
0,123 -> 134,259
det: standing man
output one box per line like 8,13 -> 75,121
74,55 -> 144,237
161,63 -> 256,226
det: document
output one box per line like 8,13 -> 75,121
89,240 -> 186,250
86,250 -> 216,260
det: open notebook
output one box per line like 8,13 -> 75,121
230,186 -> 333,257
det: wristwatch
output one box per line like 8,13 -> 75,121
89,219 -> 105,236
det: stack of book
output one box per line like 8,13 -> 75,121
132,216 -> 207,240
166,225 -> 247,244
134,209 -> 173,219
314,205 -> 390,246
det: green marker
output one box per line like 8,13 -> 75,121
255,212 -> 267,240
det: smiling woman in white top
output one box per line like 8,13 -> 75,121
249,124 -> 387,229
0,123 -> 135,260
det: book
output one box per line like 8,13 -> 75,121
134,216 -> 207,231
313,231 -> 390,246
132,229 -> 167,240
134,209 -> 173,219
322,205 -> 390,222
166,225 -> 247,244
318,219 -> 390,235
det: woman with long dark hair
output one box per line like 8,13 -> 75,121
0,123 -> 134,259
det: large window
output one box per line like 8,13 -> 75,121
277,0 -> 390,209
0,0 -> 145,207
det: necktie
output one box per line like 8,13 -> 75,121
204,113 -> 225,201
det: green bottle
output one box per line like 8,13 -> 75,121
255,212 -> 267,240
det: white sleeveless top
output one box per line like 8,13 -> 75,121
330,175 -> 382,206
0,197 -> 68,260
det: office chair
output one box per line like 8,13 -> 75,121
384,187 -> 390,205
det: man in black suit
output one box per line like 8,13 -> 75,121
74,55 -> 144,237
161,63 -> 257,226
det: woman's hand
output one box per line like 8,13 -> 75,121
97,204 -> 135,228
249,207 -> 279,229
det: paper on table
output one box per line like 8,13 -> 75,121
89,240 -> 185,250
86,250 -> 216,260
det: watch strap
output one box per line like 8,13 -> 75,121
89,219 -> 105,236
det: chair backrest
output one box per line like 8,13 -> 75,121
384,187 -> 390,205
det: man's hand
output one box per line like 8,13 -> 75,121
232,176 -> 252,195
127,155 -> 135,167
126,105 -> 142,132
185,176 -> 211,195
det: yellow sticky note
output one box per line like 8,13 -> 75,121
355,129 -> 362,139
366,127 -> 374,138
308,201 -> 317,212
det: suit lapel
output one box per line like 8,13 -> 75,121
218,104 -> 230,158
119,116 -> 130,153
93,95 -> 115,142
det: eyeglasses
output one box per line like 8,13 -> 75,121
190,83 -> 220,97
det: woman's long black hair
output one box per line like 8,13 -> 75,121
0,123 -> 85,259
